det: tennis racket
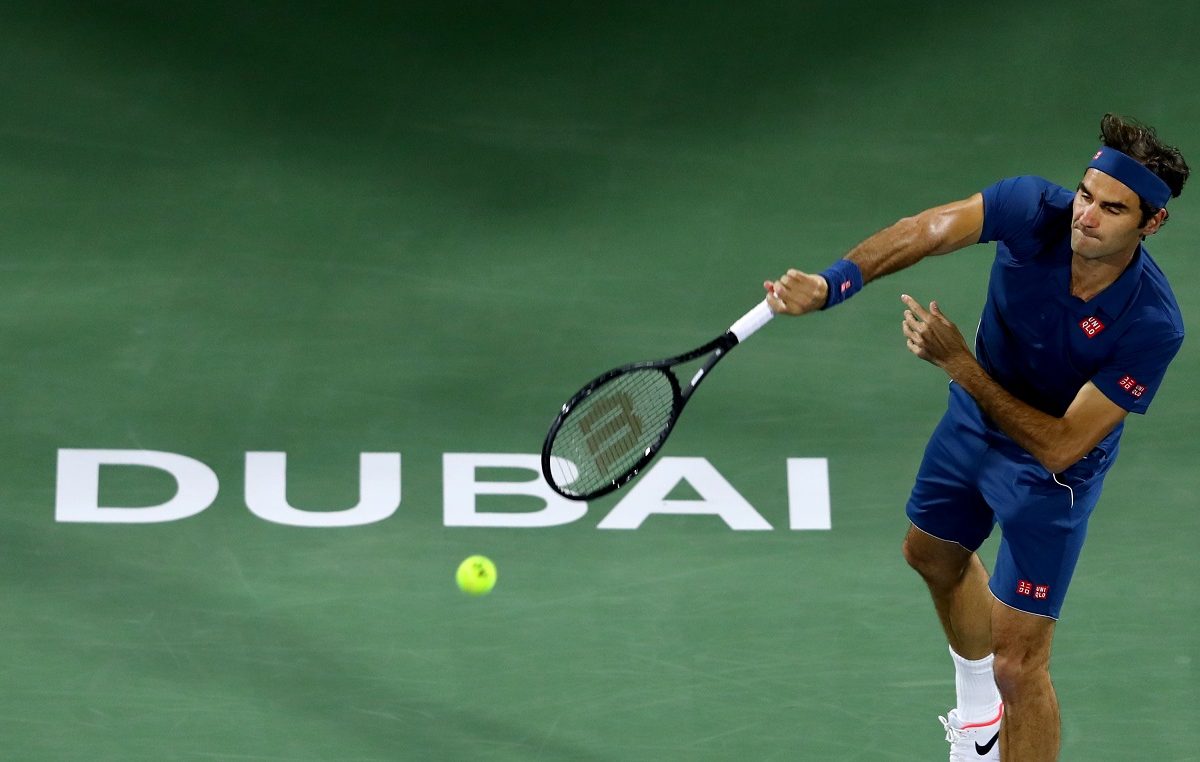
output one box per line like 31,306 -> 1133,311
541,299 -> 776,501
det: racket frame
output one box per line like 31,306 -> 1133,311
541,331 -> 739,501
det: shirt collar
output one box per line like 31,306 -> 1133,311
1051,244 -> 1145,319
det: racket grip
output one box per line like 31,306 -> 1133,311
728,299 -> 775,343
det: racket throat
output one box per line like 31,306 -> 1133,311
680,348 -> 726,401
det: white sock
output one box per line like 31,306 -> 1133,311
950,646 -> 1002,722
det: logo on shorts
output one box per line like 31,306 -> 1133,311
1079,316 -> 1105,338
1117,375 -> 1146,398
1016,580 -> 1051,600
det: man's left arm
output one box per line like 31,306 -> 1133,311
900,295 -> 1128,474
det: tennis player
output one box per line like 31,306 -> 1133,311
764,113 -> 1188,761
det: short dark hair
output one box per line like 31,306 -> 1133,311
1099,113 -> 1189,226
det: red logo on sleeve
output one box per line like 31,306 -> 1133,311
1117,375 -> 1146,398
1079,316 -> 1105,338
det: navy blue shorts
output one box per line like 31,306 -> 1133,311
905,383 -> 1115,619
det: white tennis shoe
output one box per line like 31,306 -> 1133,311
939,703 -> 1003,761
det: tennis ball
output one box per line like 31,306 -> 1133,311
456,555 -> 497,596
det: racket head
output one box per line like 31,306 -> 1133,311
541,364 -> 683,501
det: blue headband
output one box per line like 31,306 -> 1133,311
1088,147 -> 1172,209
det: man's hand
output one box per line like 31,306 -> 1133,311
764,269 -> 828,315
900,294 -> 974,375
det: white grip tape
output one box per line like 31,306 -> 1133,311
728,299 -> 775,343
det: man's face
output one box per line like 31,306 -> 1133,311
1071,168 -> 1151,260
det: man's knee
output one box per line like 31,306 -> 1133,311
901,531 -> 929,572
902,525 -> 970,585
992,647 -> 1049,700
991,616 -> 1054,700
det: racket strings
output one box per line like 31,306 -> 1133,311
548,369 -> 675,495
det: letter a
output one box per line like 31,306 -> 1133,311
598,457 -> 771,530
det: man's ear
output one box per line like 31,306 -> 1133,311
1142,207 -> 1169,236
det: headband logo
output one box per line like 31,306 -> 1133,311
1092,150 -> 1103,160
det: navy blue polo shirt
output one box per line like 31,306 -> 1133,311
975,176 -> 1184,453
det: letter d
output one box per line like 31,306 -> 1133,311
55,449 -> 218,523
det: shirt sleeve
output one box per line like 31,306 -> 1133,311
979,176 -> 1059,259
1091,329 -> 1185,414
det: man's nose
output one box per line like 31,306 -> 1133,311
1078,203 -> 1099,227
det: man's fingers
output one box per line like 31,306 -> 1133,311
903,309 -> 924,334
766,280 -> 790,312
901,293 -> 931,321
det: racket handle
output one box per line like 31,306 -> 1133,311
728,299 -> 775,343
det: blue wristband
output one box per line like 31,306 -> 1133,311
819,259 -> 863,309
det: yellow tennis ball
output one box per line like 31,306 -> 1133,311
456,555 -> 497,596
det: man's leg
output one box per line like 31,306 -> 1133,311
991,601 -> 1058,761
902,523 -> 993,658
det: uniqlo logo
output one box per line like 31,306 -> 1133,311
1016,580 -> 1033,596
1034,585 -> 1050,600
840,279 -> 852,294
1079,316 -> 1105,338
1118,375 -> 1146,398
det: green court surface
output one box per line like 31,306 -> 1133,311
3,2 -> 1198,759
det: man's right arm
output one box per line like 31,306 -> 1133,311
766,192 -> 984,315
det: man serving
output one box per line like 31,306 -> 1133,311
766,113 -> 1188,761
